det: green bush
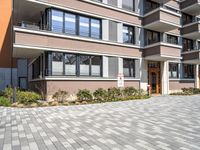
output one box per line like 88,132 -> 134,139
0,96 -> 11,107
93,88 -> 108,101
107,87 -> 122,100
181,88 -> 200,95
3,86 -> 13,100
52,90 -> 68,102
122,87 -> 137,97
17,91 -> 41,105
76,89 -> 93,102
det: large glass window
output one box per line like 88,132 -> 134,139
198,41 -> 200,50
183,38 -> 194,52
46,52 -> 102,77
65,13 -> 76,35
123,25 -> 135,44
79,55 -> 90,76
145,30 -> 160,45
65,54 -> 76,76
169,63 -> 179,78
122,0 -> 135,11
145,0 -> 160,14
167,34 -> 178,45
50,9 -> 101,39
183,64 -> 194,79
182,13 -> 193,25
51,10 -> 63,33
91,56 -> 101,76
123,59 -> 135,77
107,0 -> 118,7
91,19 -> 101,39
52,52 -> 63,75
79,16 -> 90,37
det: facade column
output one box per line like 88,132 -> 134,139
161,61 -> 169,95
140,58 -> 148,91
118,57 -> 123,74
135,27 -> 140,46
102,20 -> 109,41
102,0 -> 108,4
103,56 -> 109,78
117,0 -> 122,8
117,23 -> 123,43
195,64 -> 199,88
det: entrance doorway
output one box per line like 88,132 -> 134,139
148,62 -> 161,94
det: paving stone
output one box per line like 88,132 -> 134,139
0,96 -> 200,150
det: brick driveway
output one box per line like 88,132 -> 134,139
0,96 -> 200,150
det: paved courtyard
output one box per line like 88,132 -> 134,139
0,96 -> 200,150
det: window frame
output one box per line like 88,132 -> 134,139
123,58 -> 136,78
183,64 -> 195,79
49,8 -> 102,40
169,63 -> 179,79
123,24 -> 135,45
46,52 -> 103,77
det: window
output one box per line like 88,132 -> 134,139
107,0 -> 118,7
47,52 -> 102,77
169,63 -> 179,78
79,55 -> 90,76
79,16 -> 90,37
123,59 -> 135,77
91,19 -> 101,39
182,13 -> 193,25
65,13 -> 76,35
123,25 -> 135,44
183,38 -> 193,52
52,52 -> 63,75
183,64 -> 194,79
51,10 -> 63,33
145,30 -> 160,45
50,9 -> 101,39
65,54 -> 76,76
198,41 -> 200,50
167,34 -> 178,45
145,0 -> 160,14
91,56 -> 101,76
122,0 -> 135,11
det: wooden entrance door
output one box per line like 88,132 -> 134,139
148,68 -> 161,94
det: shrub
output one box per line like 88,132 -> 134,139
3,87 -> 13,100
122,87 -> 137,97
0,96 -> 11,107
107,87 -> 122,100
181,88 -> 200,95
52,90 -> 68,102
17,91 -> 41,105
76,89 -> 93,102
93,88 -> 108,101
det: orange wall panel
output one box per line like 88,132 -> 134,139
0,0 -> 16,68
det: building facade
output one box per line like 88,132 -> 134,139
0,0 -> 200,98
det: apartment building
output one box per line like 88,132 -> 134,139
0,0 -> 200,98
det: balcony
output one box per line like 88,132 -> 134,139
13,26 -> 142,59
182,50 -> 200,64
143,7 -> 181,32
182,21 -> 200,40
143,43 -> 182,61
181,0 -> 200,16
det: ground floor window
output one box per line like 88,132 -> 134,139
48,52 -> 102,77
169,63 -> 179,78
183,64 -> 195,79
123,58 -> 135,77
